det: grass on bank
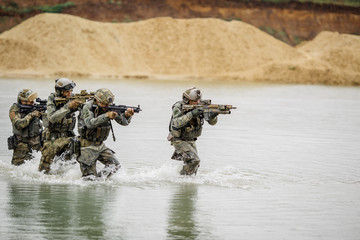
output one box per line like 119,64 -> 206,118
233,0 -> 360,7
0,2 -> 76,14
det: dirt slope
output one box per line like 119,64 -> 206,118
0,13 -> 359,85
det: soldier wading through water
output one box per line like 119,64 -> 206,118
168,87 -> 219,175
39,78 -> 82,173
8,89 -> 43,166
76,88 -> 134,180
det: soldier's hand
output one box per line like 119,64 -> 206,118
30,110 -> 42,118
191,109 -> 203,117
209,112 -> 219,119
68,100 -> 82,109
106,111 -> 118,119
125,108 -> 134,117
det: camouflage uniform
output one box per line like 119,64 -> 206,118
9,103 -> 42,165
169,100 -> 217,175
39,93 -> 77,173
77,92 -> 132,179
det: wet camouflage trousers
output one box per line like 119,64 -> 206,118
171,140 -> 200,175
11,140 -> 41,166
76,142 -> 120,178
39,137 -> 72,174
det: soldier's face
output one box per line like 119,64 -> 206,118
63,90 -> 72,98
98,102 -> 109,109
21,100 -> 34,105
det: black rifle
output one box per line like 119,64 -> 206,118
93,104 -> 142,114
92,103 -> 141,141
19,97 -> 47,114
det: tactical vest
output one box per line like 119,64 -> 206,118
12,104 -> 42,138
170,101 -> 204,141
78,106 -> 111,143
46,95 -> 76,133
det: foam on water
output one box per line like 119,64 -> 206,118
0,155 -> 257,188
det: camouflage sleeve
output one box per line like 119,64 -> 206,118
47,93 -> 71,124
114,113 -> 131,126
172,104 -> 193,129
82,102 -> 109,128
9,104 -> 33,130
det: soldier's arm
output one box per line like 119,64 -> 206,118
47,95 -> 72,124
9,105 -> 32,130
114,113 -> 131,126
82,104 -> 109,128
172,105 -> 193,129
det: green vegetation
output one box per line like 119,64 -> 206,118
259,25 -> 305,45
233,0 -> 360,7
122,15 -> 134,23
224,18 -> 242,22
108,0 -> 122,5
0,2 -> 76,14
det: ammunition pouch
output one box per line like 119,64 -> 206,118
171,126 -> 181,138
7,135 -> 18,150
80,125 -> 110,143
69,138 -> 81,157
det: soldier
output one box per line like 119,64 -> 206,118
76,88 -> 134,179
8,89 -> 43,165
168,87 -> 218,175
38,78 -> 82,173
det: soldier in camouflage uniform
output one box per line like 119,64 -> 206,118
76,88 -> 134,179
168,87 -> 218,175
38,78 -> 82,173
9,89 -> 43,165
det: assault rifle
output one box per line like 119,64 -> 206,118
55,90 -> 95,104
93,104 -> 142,114
19,97 -> 47,114
182,99 -> 236,120
92,103 -> 142,141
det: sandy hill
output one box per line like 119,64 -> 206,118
0,13 -> 359,85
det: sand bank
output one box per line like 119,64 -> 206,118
0,13 -> 359,85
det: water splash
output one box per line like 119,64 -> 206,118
0,156 -> 262,188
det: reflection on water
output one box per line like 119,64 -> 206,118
167,184 -> 199,240
0,78 -> 360,239
7,182 -> 112,239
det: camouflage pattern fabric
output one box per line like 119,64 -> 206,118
38,137 -> 72,173
12,142 -> 32,166
39,92 -> 76,173
76,99 -> 131,178
77,143 -> 120,178
9,103 -> 42,166
171,140 -> 200,175
169,100 -> 217,175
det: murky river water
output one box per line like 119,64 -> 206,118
0,78 -> 359,239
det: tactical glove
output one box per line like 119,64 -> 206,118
191,109 -> 203,117
30,110 -> 41,118
209,112 -> 219,119
68,100 -> 81,109
106,111 -> 118,119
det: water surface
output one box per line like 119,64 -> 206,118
0,78 -> 359,239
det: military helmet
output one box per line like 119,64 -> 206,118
94,88 -> 114,105
17,89 -> 38,102
55,78 -> 76,92
183,87 -> 202,103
